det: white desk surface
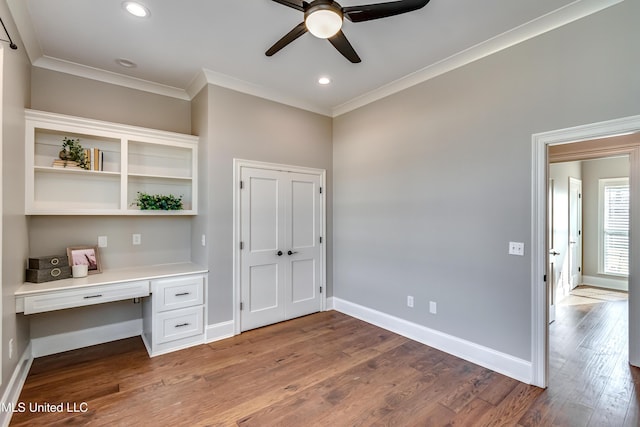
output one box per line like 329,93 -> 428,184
16,262 -> 207,297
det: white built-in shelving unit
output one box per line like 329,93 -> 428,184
25,109 -> 198,215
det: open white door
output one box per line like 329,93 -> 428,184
239,165 -> 323,332
548,178 -> 557,324
569,177 -> 583,290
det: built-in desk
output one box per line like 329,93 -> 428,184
16,262 -> 208,356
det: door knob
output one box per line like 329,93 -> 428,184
276,250 -> 283,256
287,250 -> 298,255
549,250 -> 560,256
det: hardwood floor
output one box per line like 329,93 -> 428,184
10,295 -> 639,426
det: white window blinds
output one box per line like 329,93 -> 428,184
601,178 -> 629,276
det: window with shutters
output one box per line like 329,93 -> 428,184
599,177 -> 629,276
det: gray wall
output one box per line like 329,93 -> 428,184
582,156 -> 630,279
549,161 -> 581,300
332,0 -> 640,360
1,1 -> 31,398
28,70 -> 193,337
193,85 -> 333,325
190,86 -> 210,268
30,68 -> 191,134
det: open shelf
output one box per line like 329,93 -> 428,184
26,109 -> 198,215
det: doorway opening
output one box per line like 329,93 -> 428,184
531,115 -> 640,388
548,152 -> 630,394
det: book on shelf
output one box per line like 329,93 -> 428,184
93,147 -> 104,171
52,159 -> 83,169
80,147 -> 105,171
84,148 -> 92,170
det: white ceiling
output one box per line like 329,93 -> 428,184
7,0 -> 621,116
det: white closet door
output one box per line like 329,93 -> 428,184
240,168 -> 287,331
240,167 -> 322,331
285,172 -> 322,319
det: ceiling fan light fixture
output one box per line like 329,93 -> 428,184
305,8 -> 343,39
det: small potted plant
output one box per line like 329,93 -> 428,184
59,137 -> 89,170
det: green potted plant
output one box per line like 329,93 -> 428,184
59,137 -> 89,170
133,192 -> 184,210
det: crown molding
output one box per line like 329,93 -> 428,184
186,69 -> 210,100
331,0 -> 624,117
32,56 -> 191,100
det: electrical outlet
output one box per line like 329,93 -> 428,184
509,241 -> 525,256
201,234 -> 206,247
429,301 -> 437,314
98,236 -> 108,248
9,338 -> 14,359
132,234 -> 142,245
407,295 -> 414,308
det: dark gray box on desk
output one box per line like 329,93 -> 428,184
26,266 -> 72,283
28,254 -> 68,270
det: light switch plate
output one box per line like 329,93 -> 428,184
429,301 -> 437,314
132,234 -> 142,245
509,241 -> 525,256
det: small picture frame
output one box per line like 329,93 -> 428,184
67,245 -> 102,274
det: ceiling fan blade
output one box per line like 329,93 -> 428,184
266,22 -> 308,57
270,0 -> 307,12
328,30 -> 361,63
343,0 -> 430,23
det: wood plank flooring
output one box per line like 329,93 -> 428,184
10,293 -> 639,426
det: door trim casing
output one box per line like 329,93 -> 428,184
232,159 -> 327,335
531,115 -> 640,388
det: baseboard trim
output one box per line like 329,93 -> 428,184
332,297 -> 532,384
582,275 -> 628,291
0,343 -> 34,427
205,320 -> 235,343
31,319 -> 143,358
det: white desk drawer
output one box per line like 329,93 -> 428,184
154,275 -> 204,312
155,306 -> 204,344
23,280 -> 150,314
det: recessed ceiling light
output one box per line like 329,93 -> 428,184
123,1 -> 150,18
116,58 -> 137,68
318,77 -> 331,85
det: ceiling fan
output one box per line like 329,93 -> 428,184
266,0 -> 430,63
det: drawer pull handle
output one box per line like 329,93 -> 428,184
175,322 -> 190,328
83,294 -> 103,299
175,292 -> 191,297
